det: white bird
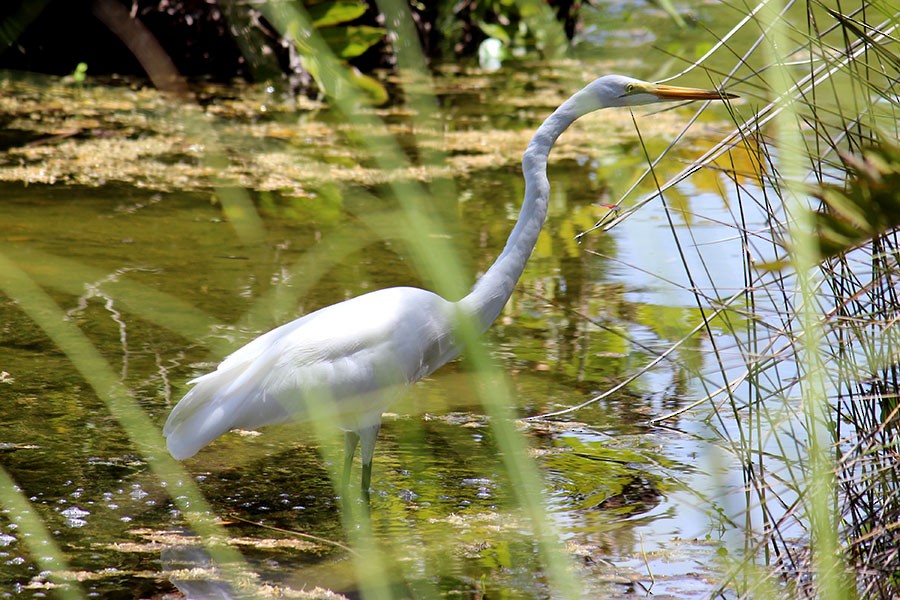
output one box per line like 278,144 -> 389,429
163,75 -> 736,494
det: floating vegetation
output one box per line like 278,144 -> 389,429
0,70 -> 734,196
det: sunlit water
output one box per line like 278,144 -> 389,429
0,12 -> 755,597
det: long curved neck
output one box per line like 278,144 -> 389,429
459,95 -> 586,332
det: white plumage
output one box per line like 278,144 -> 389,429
164,287 -> 457,460
163,75 -> 735,493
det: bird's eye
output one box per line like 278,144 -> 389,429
625,83 -> 634,93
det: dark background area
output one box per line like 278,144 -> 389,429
0,0 -> 582,85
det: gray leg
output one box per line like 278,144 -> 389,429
358,423 -> 381,498
342,430 -> 360,495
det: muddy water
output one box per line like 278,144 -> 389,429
0,35 -> 745,600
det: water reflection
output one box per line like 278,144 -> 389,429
163,536 -> 242,600
0,64 -> 740,595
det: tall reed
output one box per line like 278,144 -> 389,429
632,1 -> 899,596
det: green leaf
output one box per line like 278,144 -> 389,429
810,138 -> 900,259
477,22 -> 511,44
347,67 -> 388,105
307,0 -> 367,28
753,259 -> 792,272
820,187 -> 873,233
319,25 -> 384,59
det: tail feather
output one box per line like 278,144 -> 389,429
164,366 -> 261,459
164,378 -> 235,460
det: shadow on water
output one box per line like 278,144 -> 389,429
0,63 -> 740,597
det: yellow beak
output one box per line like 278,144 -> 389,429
646,83 -> 738,101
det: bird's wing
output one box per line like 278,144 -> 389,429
163,287 -> 458,458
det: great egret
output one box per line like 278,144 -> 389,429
163,75 -> 736,493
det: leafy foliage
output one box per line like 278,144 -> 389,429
812,138 -> 900,259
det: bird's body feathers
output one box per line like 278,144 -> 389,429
163,75 -> 735,483
164,286 -> 458,459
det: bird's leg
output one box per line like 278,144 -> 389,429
341,430 -> 360,496
358,423 -> 381,500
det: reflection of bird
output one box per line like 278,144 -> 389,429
164,75 -> 736,494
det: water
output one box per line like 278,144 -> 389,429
0,45 -> 748,600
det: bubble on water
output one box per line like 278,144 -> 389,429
398,489 -> 418,502
461,477 -> 495,499
130,485 -> 148,501
60,506 -> 89,528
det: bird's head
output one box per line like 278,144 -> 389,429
573,74 -> 737,113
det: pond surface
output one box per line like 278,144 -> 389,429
0,8 -> 756,598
